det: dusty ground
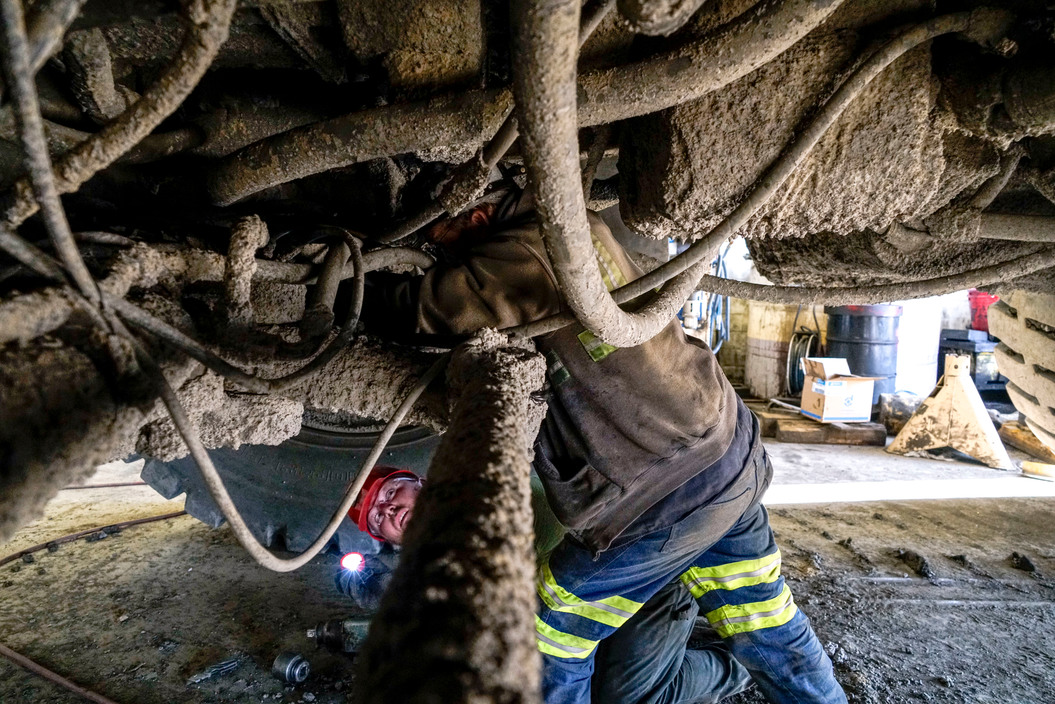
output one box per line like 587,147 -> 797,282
2,448 -> 1054,703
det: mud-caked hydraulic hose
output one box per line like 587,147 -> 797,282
509,4 -> 1017,345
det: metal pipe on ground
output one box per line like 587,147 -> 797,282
0,643 -> 122,704
356,331 -> 547,704
208,0 -> 844,206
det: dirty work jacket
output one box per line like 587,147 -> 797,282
415,211 -> 740,554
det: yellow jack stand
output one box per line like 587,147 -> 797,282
887,354 -> 1014,470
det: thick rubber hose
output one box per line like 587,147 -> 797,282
510,8 -> 1012,345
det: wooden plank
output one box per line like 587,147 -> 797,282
755,410 -> 791,438
999,421 -> 1055,463
747,404 -> 801,438
774,419 -> 829,444
1022,461 -> 1055,481
774,418 -> 887,446
823,422 -> 888,446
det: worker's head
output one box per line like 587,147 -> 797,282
348,466 -> 423,546
427,202 -> 497,248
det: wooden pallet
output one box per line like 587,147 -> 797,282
773,418 -> 887,446
756,410 -> 798,438
745,404 -> 799,438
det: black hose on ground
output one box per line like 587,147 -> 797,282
0,511 -> 187,704
0,642 -> 124,704
0,511 -> 187,569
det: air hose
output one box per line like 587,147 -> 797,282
785,305 -> 822,396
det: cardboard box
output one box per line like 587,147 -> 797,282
799,358 -> 880,423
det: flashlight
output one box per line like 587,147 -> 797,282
340,552 -> 365,572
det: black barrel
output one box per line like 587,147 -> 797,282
825,304 -> 902,404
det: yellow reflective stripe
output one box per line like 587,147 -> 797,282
680,550 -> 782,598
591,232 -> 628,291
535,615 -> 599,659
577,330 -> 618,362
537,560 -> 643,628
705,584 -> 798,638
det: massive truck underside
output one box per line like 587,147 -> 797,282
1,0 -> 1054,591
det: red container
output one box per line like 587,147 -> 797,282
969,289 -> 999,332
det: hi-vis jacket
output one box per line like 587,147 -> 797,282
415,209 -> 740,553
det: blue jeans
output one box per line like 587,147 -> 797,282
536,446 -> 846,704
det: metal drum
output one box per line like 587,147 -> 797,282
825,304 -> 902,404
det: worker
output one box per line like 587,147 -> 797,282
354,186 -> 847,704
342,465 -> 753,703
347,466 -> 423,545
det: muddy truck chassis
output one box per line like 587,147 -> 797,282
1,0 -> 1054,701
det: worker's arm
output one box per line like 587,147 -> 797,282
415,222 -> 565,335
363,206 -> 626,338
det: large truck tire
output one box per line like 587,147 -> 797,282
990,291 -> 1055,452
141,416 -> 440,556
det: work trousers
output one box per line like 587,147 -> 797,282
536,445 -> 846,704
592,578 -> 752,703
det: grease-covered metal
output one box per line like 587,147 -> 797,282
209,0 -> 844,205
357,330 -> 546,704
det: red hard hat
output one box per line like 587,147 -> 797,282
348,466 -> 420,539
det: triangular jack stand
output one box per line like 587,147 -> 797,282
888,354 -> 1014,470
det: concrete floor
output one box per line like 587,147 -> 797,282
765,441 -> 1055,504
2,440 -> 1054,703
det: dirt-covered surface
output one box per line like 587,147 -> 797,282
3,456 -> 1055,703
737,498 -> 1055,703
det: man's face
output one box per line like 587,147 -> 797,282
365,476 -> 422,545
426,203 -> 496,247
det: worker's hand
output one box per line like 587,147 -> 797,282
426,203 -> 497,248
334,555 -> 395,610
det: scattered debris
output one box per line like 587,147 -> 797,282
1009,552 -> 1038,574
187,657 -> 243,685
897,549 -> 937,580
947,554 -> 974,569
156,640 -> 179,655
